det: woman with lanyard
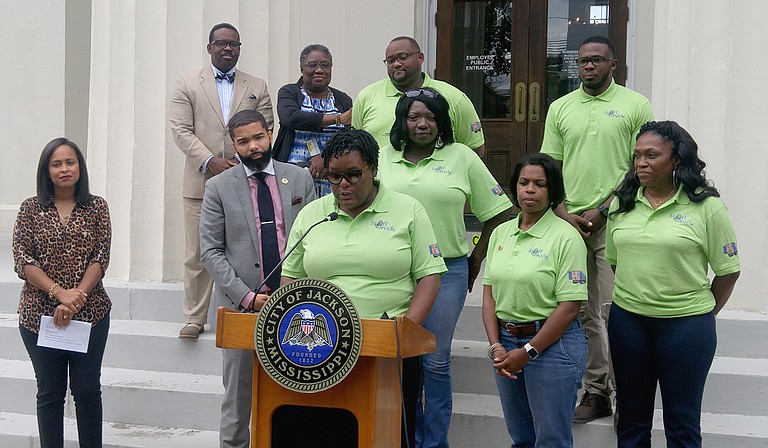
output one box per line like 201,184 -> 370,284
482,153 -> 588,448
606,121 -> 740,447
13,138 -> 112,447
378,87 -> 512,446
273,44 -> 353,197
281,128 -> 446,448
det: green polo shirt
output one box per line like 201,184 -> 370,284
282,182 -> 447,319
352,73 -> 485,151
541,80 -> 653,214
482,208 -> 588,322
605,188 -> 740,318
378,142 -> 512,258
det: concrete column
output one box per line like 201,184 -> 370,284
0,1 -> 66,229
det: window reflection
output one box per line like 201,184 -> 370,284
546,0 -> 610,108
451,1 -> 513,119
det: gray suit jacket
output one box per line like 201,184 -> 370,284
170,66 -> 274,199
199,161 -> 315,309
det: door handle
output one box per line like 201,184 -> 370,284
529,82 -> 540,122
514,82 -> 527,122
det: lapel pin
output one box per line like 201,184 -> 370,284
281,177 -> 289,184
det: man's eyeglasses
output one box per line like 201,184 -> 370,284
324,165 -> 369,185
305,61 -> 333,71
383,51 -> 420,66
211,40 -> 242,49
577,56 -> 614,67
405,88 -> 439,99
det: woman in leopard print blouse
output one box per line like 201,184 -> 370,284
13,137 -> 111,448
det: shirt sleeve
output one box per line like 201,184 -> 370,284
450,93 -> 485,150
409,202 -> 448,281
553,230 -> 589,302
89,197 -> 112,276
466,150 -> 513,222
540,103 -> 564,159
704,200 -> 740,276
12,199 -> 40,280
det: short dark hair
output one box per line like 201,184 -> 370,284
389,88 -> 454,150
209,23 -> 239,43
613,121 -> 719,214
389,36 -> 421,52
300,44 -> 332,67
509,153 -> 565,210
36,138 -> 91,206
323,128 -> 379,170
580,35 -> 616,58
228,110 -> 269,139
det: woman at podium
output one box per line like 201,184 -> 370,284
281,128 -> 447,447
482,153 -> 588,447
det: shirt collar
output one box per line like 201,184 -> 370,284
578,78 -> 618,103
242,158 -> 276,177
211,64 -> 236,79
384,72 -> 430,97
333,180 -> 389,217
510,208 -> 556,239
391,147 -> 445,164
635,185 -> 689,207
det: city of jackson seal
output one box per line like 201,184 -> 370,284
255,278 -> 363,393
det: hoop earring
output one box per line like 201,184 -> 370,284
436,136 -> 444,148
633,170 -> 640,184
673,168 -> 679,188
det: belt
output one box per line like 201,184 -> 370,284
498,318 -> 546,337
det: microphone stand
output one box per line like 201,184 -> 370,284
242,212 -> 338,312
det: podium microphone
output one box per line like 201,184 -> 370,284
243,212 -> 338,312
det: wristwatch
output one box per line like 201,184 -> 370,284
597,203 -> 609,217
523,343 -> 539,360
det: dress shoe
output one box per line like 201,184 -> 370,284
179,323 -> 204,339
573,391 -> 612,424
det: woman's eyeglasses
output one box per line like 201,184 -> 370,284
305,61 -> 333,71
324,165 -> 369,185
405,88 -> 439,99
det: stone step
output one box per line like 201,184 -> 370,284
455,304 -> 768,358
449,392 -> 768,448
0,412 -> 218,448
0,358 -> 223,432
0,314 -> 221,376
450,338 -> 768,416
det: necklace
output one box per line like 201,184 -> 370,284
645,188 -> 676,206
56,200 -> 76,226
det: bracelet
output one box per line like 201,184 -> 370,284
487,342 -> 503,359
48,283 -> 59,300
335,113 -> 341,127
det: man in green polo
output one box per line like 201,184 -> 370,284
353,36 -> 485,157
541,35 -> 654,424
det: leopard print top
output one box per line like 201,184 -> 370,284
13,195 -> 112,333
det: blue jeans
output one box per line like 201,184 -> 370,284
608,305 -> 716,448
416,256 -> 468,448
494,320 -> 587,448
20,314 -> 110,448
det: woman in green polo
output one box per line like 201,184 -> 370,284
606,121 -> 740,447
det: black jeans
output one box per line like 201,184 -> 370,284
20,314 -> 110,448
608,305 -> 716,448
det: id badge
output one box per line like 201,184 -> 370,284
306,139 -> 322,157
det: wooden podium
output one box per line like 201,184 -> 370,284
216,306 -> 436,447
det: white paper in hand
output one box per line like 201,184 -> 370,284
37,316 -> 91,353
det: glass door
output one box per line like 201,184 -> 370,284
436,0 -> 627,188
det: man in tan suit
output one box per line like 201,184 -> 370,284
170,23 -> 274,338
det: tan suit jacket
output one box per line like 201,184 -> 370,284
170,66 -> 274,199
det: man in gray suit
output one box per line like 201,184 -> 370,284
201,110 -> 315,447
170,23 -> 274,339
